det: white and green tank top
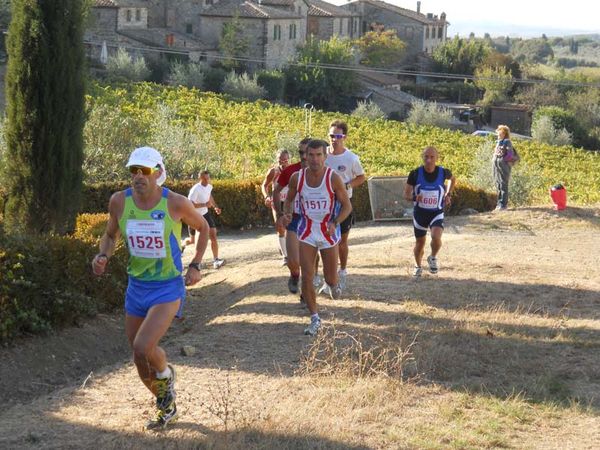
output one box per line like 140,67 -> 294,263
118,187 -> 183,281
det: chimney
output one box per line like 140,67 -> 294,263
416,1 -> 421,14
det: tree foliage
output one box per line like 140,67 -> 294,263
474,65 -> 513,107
510,38 -> 554,63
354,30 -> 406,67
285,36 -> 357,111
432,36 -> 491,75
4,0 -> 86,234
219,13 -> 249,71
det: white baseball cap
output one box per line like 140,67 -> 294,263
126,146 -> 167,186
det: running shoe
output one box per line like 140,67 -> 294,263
313,274 -> 323,288
213,258 -> 225,269
304,316 -> 321,336
413,266 -> 423,278
146,402 -> 178,430
317,281 -> 330,297
427,255 -> 439,274
331,284 -> 342,300
338,269 -> 347,290
154,364 -> 176,411
288,276 -> 299,294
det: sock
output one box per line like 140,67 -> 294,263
156,366 -> 171,379
311,313 -> 320,321
291,271 -> 300,279
339,268 -> 347,276
278,236 -> 287,257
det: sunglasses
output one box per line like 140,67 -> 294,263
329,134 -> 345,139
129,165 -> 159,175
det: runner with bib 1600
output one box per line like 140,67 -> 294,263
404,146 -> 455,278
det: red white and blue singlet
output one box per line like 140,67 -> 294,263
296,167 -> 341,249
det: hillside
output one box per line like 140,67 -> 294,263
87,83 -> 600,205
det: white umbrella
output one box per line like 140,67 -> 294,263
100,40 -> 108,65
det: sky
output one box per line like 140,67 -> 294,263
329,0 -> 600,38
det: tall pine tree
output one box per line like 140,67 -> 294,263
4,0 -> 85,234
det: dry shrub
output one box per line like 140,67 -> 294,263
297,323 -> 419,381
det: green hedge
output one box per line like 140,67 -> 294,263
80,178 -> 496,227
0,217 -> 128,342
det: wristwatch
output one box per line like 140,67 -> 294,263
188,262 -> 201,271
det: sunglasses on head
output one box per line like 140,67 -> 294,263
329,133 -> 345,139
129,165 -> 159,175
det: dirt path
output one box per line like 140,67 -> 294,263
1,207 -> 599,449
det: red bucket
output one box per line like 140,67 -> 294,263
550,184 -> 567,210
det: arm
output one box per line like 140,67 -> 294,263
272,182 -> 284,216
174,196 -> 210,286
444,175 -> 456,205
329,173 -> 352,236
261,168 -> 275,207
281,172 -> 298,226
346,174 -> 366,190
91,192 -> 123,275
403,182 -> 415,202
209,194 -> 221,215
348,157 -> 366,189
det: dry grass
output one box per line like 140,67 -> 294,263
1,207 -> 600,449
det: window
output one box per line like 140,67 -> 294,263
186,23 -> 193,34
273,24 -> 281,41
438,26 -> 443,39
205,0 -> 213,5
353,19 -> 357,34
339,19 -> 343,35
126,9 -> 132,22
362,20 -> 367,33
406,26 -> 413,39
425,27 -> 429,39
135,9 -> 141,22
289,23 -> 297,39
348,18 -> 352,34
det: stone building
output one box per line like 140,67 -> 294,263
306,0 -> 359,41
342,0 -> 448,57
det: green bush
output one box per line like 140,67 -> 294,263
203,66 -> 228,92
533,106 -> 587,148
406,100 -> 453,129
0,221 -> 127,342
256,69 -> 285,101
222,72 -> 266,101
351,101 -> 386,120
106,48 -> 150,83
168,61 -> 205,89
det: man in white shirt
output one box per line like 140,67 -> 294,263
324,119 -> 366,290
186,170 -> 225,269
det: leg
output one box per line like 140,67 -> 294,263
338,232 -> 349,271
286,231 -> 300,278
209,227 -> 219,259
320,245 -> 339,288
414,236 -> 426,268
430,226 -> 443,257
128,301 -> 180,397
299,242 -> 319,314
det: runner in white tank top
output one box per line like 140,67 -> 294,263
296,166 -> 340,249
283,139 -> 352,336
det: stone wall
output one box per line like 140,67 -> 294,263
265,18 -> 305,68
117,7 -> 148,30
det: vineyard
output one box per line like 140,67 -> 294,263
86,82 -> 600,204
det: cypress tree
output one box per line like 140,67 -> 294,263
4,0 -> 85,234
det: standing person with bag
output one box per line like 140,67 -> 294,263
492,125 -> 518,211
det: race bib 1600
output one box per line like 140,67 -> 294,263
418,190 -> 441,209
126,220 -> 167,258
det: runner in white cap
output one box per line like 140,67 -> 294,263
92,146 -> 209,429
